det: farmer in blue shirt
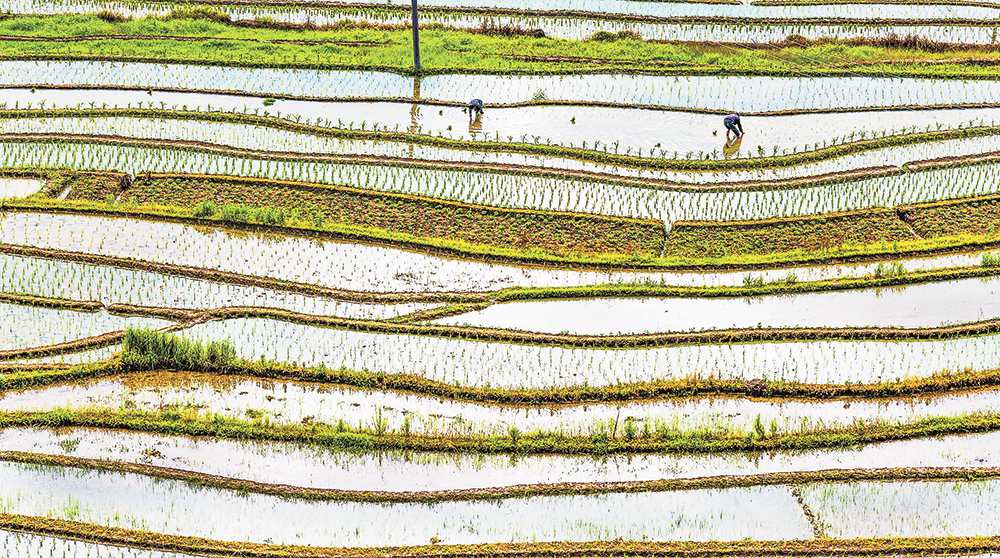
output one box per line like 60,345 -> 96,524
466,98 -> 484,120
724,113 -> 744,140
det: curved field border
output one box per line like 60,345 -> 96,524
4,107 -> 1000,173
1,450 -> 997,502
6,242 -> 1000,306
4,520 -> 1000,558
4,407 -> 1000,455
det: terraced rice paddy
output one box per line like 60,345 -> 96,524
4,1 -> 1000,557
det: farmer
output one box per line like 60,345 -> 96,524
723,113 -> 744,140
466,98 -> 485,120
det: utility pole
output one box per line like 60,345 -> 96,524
410,0 -> 421,71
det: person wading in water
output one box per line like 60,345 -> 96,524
723,113 -> 744,140
465,98 -> 485,120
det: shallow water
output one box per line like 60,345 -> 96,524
801,480 -> 1000,538
436,276 -> 1000,333
4,371 -> 999,437
2,210 -> 997,294
0,177 -> 42,198
0,529 -> 196,558
0,460 -> 812,545
0,302 -> 168,353
0,253 -> 434,318
0,211 -> 993,293
172,316 -> 1000,387
7,90 -> 1000,157
3,426 -> 1000,491
3,61 -> 1000,111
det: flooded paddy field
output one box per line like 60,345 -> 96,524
3,426 -> 1000,492
3,62 -> 1000,112
0,3 -> 996,555
2,371 -> 1000,437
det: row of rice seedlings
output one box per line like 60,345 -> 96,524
0,529 -> 194,558
0,301 -> 168,352
0,460 -> 812,545
5,61 -> 1000,111
171,317 -> 1000,387
7,370 -> 1000,439
7,95 -> 999,184
6,0 -> 1000,43
7,425 -> 1000,492
8,139 -> 1000,230
8,103 -> 1000,162
14,88 -> 1000,174
9,0 -> 1000,22
433,276 -> 1000,334
7,345 -> 118,365
0,253 -> 435,318
799,480 -> 1000,538
0,211 -> 991,293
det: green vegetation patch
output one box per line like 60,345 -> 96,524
6,13 -> 1000,77
110,173 -> 664,256
41,169 -> 127,202
664,208 -> 916,258
902,193 -> 1000,239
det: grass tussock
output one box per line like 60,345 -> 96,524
120,328 -> 236,371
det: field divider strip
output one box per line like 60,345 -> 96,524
5,512 -> 1000,557
4,407 -> 1000,455
0,451 -> 997,502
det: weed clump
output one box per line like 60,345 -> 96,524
96,10 -> 128,23
589,30 -> 642,42
164,7 -> 231,23
121,328 -> 236,371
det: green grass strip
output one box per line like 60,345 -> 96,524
4,406 -> 1000,455
6,13 -> 1000,78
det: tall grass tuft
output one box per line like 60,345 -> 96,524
121,328 -> 236,371
983,252 -> 1000,268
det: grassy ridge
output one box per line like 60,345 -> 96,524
665,192 -> 1000,258
666,208 -> 916,258
5,404 -> 1000,454
3,13 -> 1000,77
121,174 -> 664,256
28,166 -> 1000,266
